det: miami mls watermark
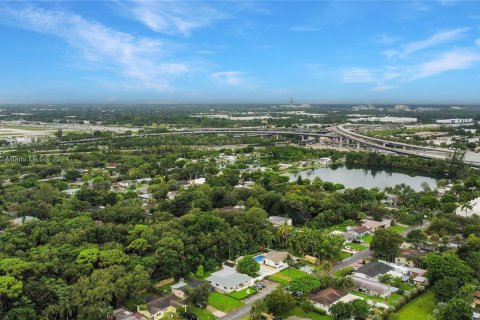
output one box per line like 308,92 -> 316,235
0,154 -> 70,163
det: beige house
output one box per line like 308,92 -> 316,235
137,295 -> 186,320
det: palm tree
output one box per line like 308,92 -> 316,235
460,201 -> 473,218
277,222 -> 293,248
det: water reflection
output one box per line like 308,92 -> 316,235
283,166 -> 437,191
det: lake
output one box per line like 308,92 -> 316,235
283,166 -> 437,191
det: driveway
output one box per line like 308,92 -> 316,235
218,280 -> 279,320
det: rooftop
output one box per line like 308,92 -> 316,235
265,251 -> 289,263
308,288 -> 347,306
206,266 -> 252,289
355,261 -> 393,278
144,295 -> 184,315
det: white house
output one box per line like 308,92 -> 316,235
268,216 -> 293,227
263,251 -> 289,268
206,266 -> 253,293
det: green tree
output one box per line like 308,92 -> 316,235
433,276 -> 461,302
0,276 -> 23,313
329,301 -> 353,320
250,299 -> 268,320
289,276 -> 321,294
351,299 -> 370,319
236,256 -> 259,277
195,265 -> 204,278
264,289 -> 295,314
440,298 -> 473,320
370,229 -> 403,261
185,283 -> 211,308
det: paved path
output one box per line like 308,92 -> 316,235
218,280 -> 279,320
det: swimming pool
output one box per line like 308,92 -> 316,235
254,254 -> 266,263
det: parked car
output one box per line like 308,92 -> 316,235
352,239 -> 362,244
180,313 -> 199,320
291,291 -> 303,297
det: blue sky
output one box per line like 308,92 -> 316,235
0,1 -> 480,104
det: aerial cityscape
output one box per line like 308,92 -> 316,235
1,1 -> 480,320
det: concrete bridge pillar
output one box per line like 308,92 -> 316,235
356,142 -> 360,150
276,134 -> 279,139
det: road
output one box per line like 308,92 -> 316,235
330,220 -> 431,274
218,280 -> 279,320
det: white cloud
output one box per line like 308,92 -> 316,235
386,28 -> 469,58
339,67 -> 375,83
476,38 -> 480,46
0,5 -> 189,91
290,25 -> 322,32
411,49 -> 480,80
125,1 -> 223,36
210,71 -> 246,86
371,85 -> 397,92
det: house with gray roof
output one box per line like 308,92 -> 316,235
353,261 -> 394,281
350,276 -> 398,298
206,265 -> 253,293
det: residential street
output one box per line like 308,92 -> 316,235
218,280 -> 279,320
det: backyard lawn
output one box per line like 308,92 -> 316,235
188,307 -> 215,320
268,268 -> 308,285
208,292 -> 244,312
346,243 -> 367,252
327,220 -> 356,232
387,225 -> 408,233
360,235 -> 373,244
227,287 -> 257,300
280,306 -> 332,320
350,291 -> 404,306
393,290 -> 437,320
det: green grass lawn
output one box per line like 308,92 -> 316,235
327,220 -> 356,232
280,306 -> 332,320
360,234 -> 373,244
346,243 -> 367,252
338,251 -> 352,260
333,266 -> 353,278
393,290 -> 437,320
208,292 -> 244,312
387,225 -> 408,233
268,267 -> 308,285
227,287 -> 257,300
188,306 -> 215,320
350,291 -> 404,307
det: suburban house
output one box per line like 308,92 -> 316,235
341,231 -> 360,243
395,250 -> 426,268
137,295 -> 186,320
263,251 -> 289,268
268,216 -> 293,227
362,219 -> 391,232
106,162 -> 120,170
308,288 -> 360,313
353,261 -> 394,281
349,226 -> 370,236
206,265 -> 253,293
63,188 -> 81,196
171,280 -> 207,300
413,276 -> 428,286
111,308 -> 146,320
11,216 -> 37,227
167,191 -> 177,200
350,276 -> 398,298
